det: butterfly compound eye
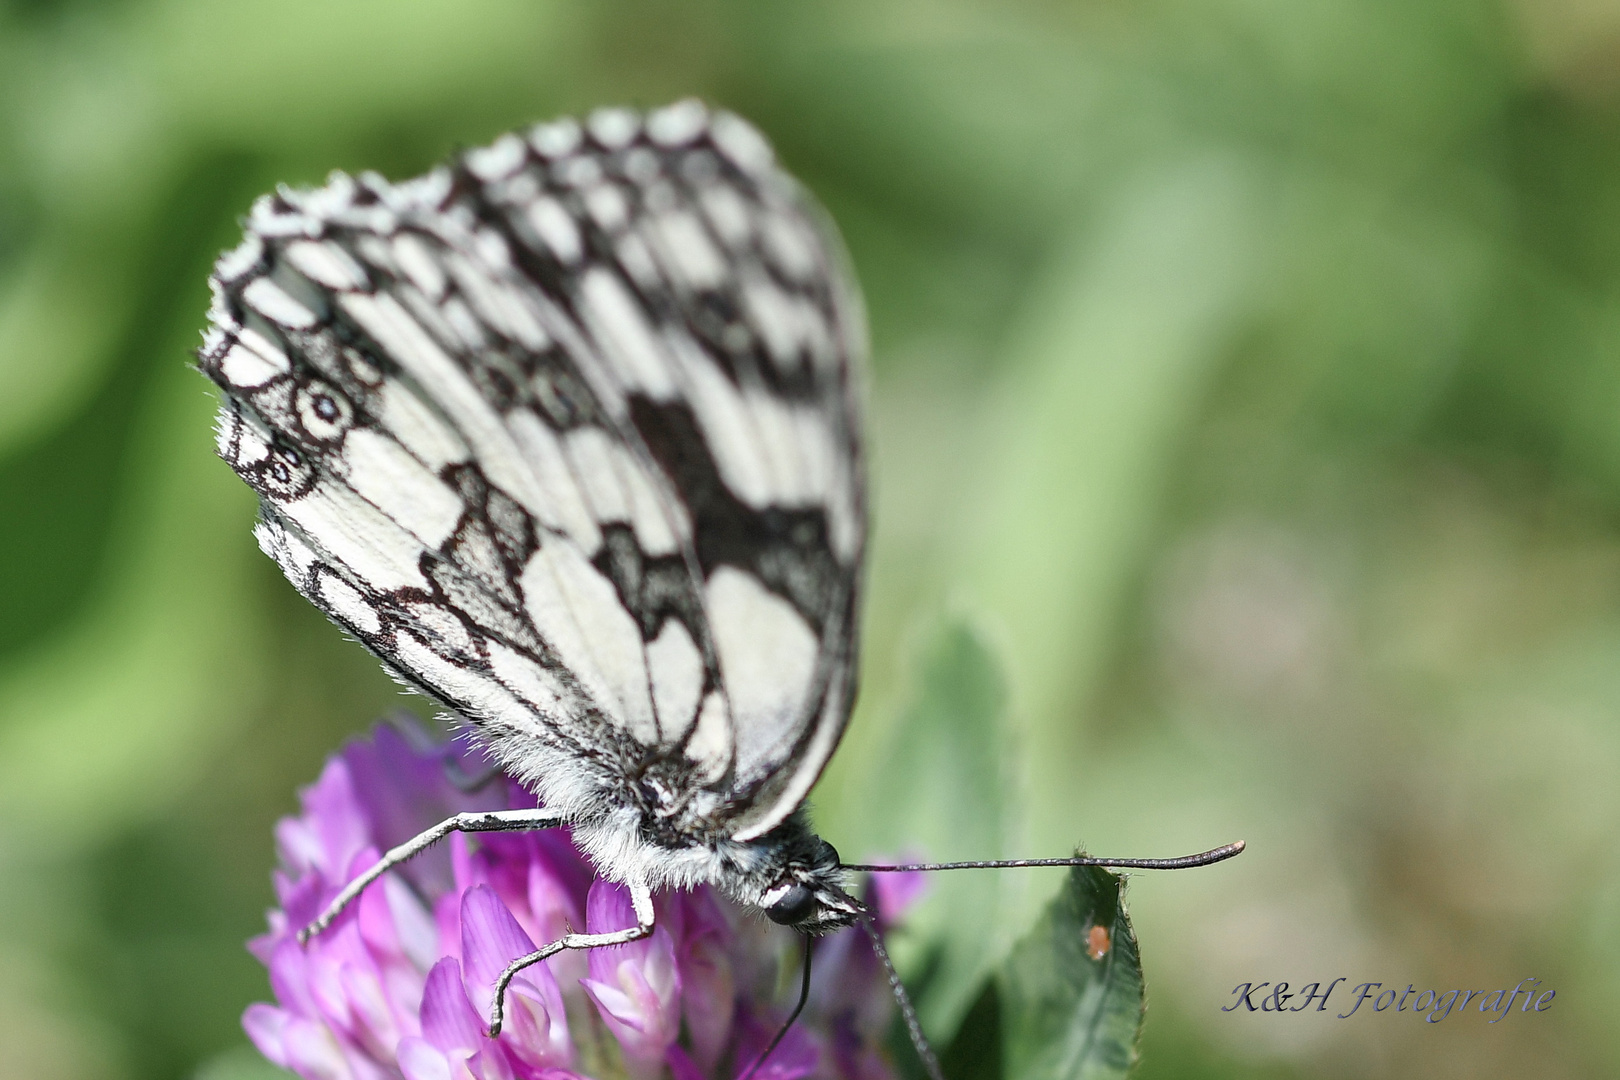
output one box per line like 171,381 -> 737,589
763,883 -> 817,926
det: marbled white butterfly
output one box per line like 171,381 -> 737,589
198,101 -> 1241,1070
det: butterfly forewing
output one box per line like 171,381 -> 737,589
200,102 -> 867,842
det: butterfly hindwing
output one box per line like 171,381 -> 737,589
199,102 -> 866,841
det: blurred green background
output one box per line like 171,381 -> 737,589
3,0 -> 1620,1077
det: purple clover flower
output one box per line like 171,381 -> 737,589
245,721 -> 922,1080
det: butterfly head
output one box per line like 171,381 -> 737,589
755,836 -> 863,933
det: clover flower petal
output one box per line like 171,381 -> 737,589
577,882 -> 683,1080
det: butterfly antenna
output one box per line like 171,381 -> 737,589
843,840 -> 1245,874
861,917 -> 945,1080
738,934 -> 814,1080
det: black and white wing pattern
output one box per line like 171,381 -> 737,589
199,102 -> 866,844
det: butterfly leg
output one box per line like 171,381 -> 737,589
487,879 -> 654,1037
299,807 -> 568,943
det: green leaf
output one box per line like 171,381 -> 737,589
997,865 -> 1144,1080
850,616 -> 1010,1038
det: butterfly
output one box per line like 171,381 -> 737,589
198,100 -> 1240,1073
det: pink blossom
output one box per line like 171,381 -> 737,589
244,721 -> 927,1080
